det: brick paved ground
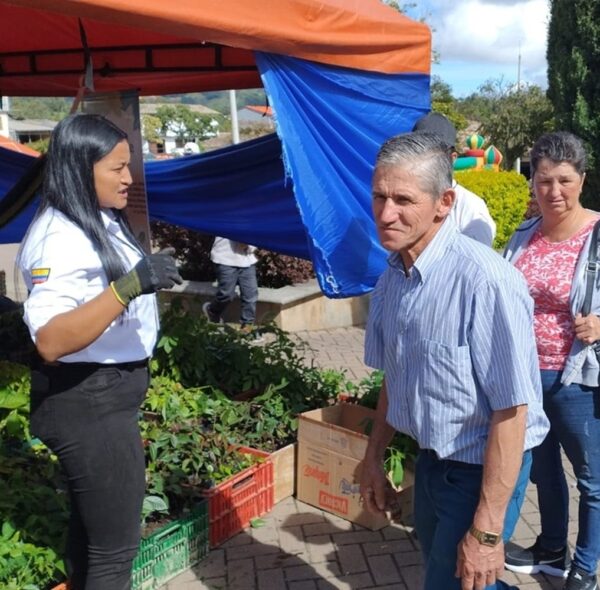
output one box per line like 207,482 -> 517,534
162,326 -> 591,590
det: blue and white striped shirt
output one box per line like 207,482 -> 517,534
365,218 -> 549,464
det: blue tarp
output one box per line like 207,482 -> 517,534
0,54 -> 429,297
145,133 -> 309,259
0,148 -> 39,244
257,54 -> 429,295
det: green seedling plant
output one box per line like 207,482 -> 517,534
0,360 -> 32,442
141,495 -> 170,525
0,304 -> 360,583
356,370 -> 418,489
0,521 -> 65,590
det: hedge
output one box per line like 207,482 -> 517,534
454,169 -> 529,250
150,221 -> 314,288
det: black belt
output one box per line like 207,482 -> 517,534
43,358 -> 149,371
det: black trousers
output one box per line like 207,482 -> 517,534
30,360 -> 149,590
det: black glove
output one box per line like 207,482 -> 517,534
111,247 -> 183,306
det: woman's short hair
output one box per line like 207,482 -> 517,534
530,131 -> 587,176
40,113 -> 136,282
375,131 -> 453,200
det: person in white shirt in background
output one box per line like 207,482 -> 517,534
202,237 -> 261,337
412,112 -> 497,247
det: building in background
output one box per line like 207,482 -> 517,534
236,105 -> 274,128
140,102 -> 221,157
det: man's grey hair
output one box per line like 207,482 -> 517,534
375,132 -> 454,200
530,131 -> 587,176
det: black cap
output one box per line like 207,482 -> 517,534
412,112 -> 456,149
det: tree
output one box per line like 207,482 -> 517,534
462,79 -> 554,170
25,138 -> 49,154
154,104 -> 217,143
381,1 -> 415,12
457,86 -> 496,124
431,76 -> 467,133
141,114 -> 162,144
547,0 -> 600,207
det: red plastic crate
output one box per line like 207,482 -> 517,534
201,446 -> 274,547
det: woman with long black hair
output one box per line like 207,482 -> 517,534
17,113 -> 182,590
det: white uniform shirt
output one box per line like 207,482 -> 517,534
18,207 -> 158,363
210,237 -> 257,267
451,181 -> 496,247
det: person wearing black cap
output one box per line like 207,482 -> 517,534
412,112 -> 496,246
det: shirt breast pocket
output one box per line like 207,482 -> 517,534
420,339 -> 476,452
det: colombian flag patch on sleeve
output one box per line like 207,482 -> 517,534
31,268 -> 51,284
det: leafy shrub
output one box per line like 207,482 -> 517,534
154,299 -> 337,410
143,415 -> 259,514
0,450 -> 68,551
0,310 -> 352,579
0,521 -> 64,590
150,221 -> 314,287
0,450 -> 68,588
255,251 -> 315,288
140,377 -> 299,513
143,377 -> 299,452
0,360 -> 68,587
454,169 -> 529,249
151,221 -> 214,282
141,303 -> 353,511
0,360 -> 32,442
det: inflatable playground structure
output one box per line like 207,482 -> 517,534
454,134 -> 503,172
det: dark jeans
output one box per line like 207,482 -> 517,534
532,370 -> 600,574
208,263 -> 258,325
414,448 -> 531,590
30,361 -> 149,590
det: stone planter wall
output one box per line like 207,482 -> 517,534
160,279 -> 369,332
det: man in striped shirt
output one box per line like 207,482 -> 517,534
360,132 -> 549,590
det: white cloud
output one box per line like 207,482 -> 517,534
408,0 -> 549,94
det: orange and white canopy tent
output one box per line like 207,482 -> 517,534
0,0 -> 430,96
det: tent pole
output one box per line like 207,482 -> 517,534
229,89 -> 240,145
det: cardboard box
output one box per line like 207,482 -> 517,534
296,404 -> 414,530
271,442 -> 297,504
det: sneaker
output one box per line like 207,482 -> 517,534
250,333 -> 265,344
202,301 -> 222,324
505,538 -> 569,577
564,566 -> 598,590
239,324 -> 265,343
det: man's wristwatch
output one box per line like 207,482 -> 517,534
468,524 -> 501,546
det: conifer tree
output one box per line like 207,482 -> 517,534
547,0 -> 600,206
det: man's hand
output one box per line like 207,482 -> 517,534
574,313 -> 600,345
359,460 -> 389,515
455,532 -> 504,590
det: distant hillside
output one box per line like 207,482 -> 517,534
7,97 -> 72,121
143,89 -> 267,115
6,89 -> 268,120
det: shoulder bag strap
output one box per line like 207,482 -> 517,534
582,219 -> 600,317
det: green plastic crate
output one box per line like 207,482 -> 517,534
132,501 -> 209,590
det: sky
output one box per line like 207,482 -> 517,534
403,0 -> 550,98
